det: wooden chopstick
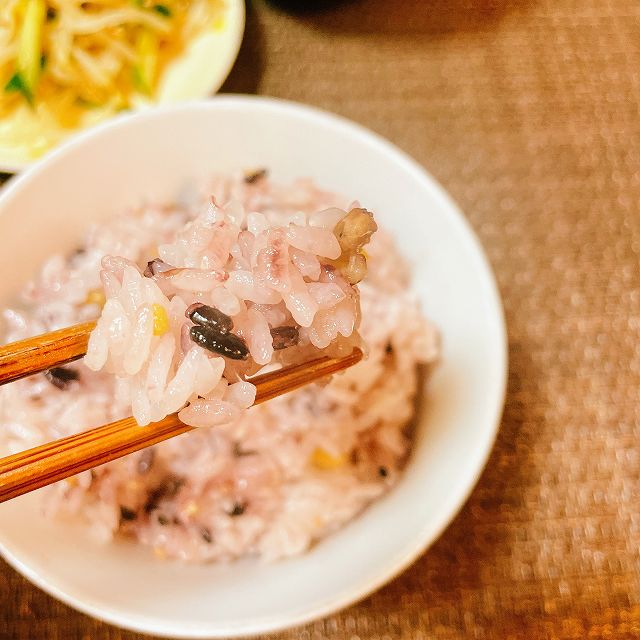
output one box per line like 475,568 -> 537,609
0,322 -> 95,385
0,347 -> 362,503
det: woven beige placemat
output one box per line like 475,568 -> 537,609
3,0 -> 640,638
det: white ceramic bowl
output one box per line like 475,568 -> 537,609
0,97 -> 507,638
0,0 -> 245,172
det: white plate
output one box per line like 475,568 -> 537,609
0,97 -> 507,638
0,0 -> 245,173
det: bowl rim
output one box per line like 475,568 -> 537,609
0,0 -> 246,174
0,96 -> 508,638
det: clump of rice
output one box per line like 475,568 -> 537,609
0,172 -> 438,562
84,180 -> 375,428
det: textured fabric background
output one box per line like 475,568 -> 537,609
3,0 -> 640,638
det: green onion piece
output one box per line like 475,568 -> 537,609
153,4 -> 171,17
132,29 -> 159,95
131,65 -> 145,93
75,97 -> 102,109
4,72 -> 33,104
17,0 -> 46,100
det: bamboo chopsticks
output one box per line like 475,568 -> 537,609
0,324 -> 362,503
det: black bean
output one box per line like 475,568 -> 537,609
144,476 -> 185,513
244,168 -> 268,184
378,466 -> 388,478
144,258 -> 172,278
233,442 -> 257,457
270,325 -> 299,350
186,303 -> 233,334
44,367 -> 79,390
189,325 -> 249,360
120,506 -> 137,521
201,527 -> 213,543
228,502 -> 246,517
137,449 -> 155,475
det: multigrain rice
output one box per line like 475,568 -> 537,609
0,173 -> 438,562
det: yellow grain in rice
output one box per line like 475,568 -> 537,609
184,501 -> 199,516
311,447 -> 347,470
85,288 -> 106,308
152,303 -> 170,336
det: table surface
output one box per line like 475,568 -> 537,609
3,0 -> 640,638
